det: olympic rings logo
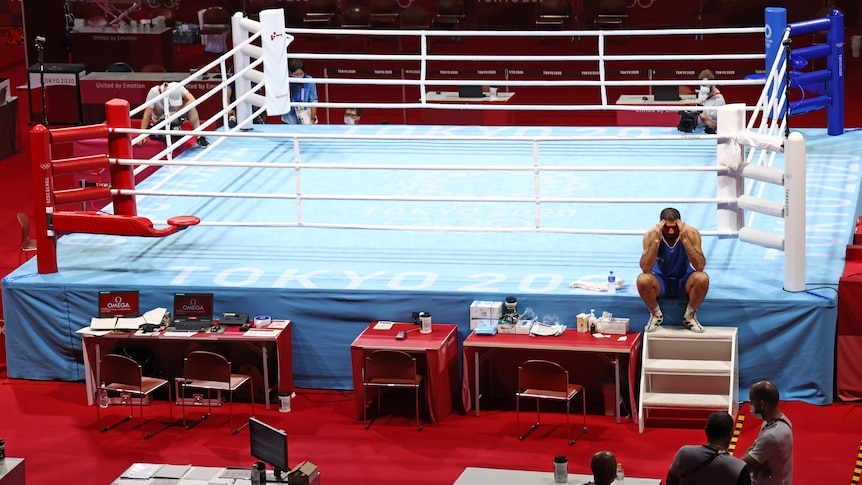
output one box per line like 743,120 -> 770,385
40,163 -> 51,170
627,0 -> 655,8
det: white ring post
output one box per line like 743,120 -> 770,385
783,131 -> 806,291
231,12 -> 252,130
716,103 -> 745,234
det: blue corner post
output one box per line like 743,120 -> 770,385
764,7 -> 787,121
765,7 -> 845,135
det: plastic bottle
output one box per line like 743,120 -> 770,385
616,462 -> 625,482
589,309 -> 597,334
607,271 -> 616,294
250,463 -> 261,485
504,296 -> 519,323
98,384 -> 110,408
0,438 -> 5,464
553,455 -> 568,483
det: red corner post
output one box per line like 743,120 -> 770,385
29,124 -> 58,274
105,98 -> 137,216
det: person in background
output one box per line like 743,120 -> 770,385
344,107 -> 362,124
281,59 -> 318,125
638,207 -> 709,333
666,411 -> 751,485
742,381 -> 793,484
137,81 -> 209,147
584,450 -> 618,485
695,69 -> 725,134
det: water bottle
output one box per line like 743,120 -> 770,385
553,455 -> 568,483
616,462 -> 625,482
607,271 -> 616,294
98,385 -> 110,408
0,438 -> 5,464
250,463 -> 261,485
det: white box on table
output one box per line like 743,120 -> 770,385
596,317 -> 630,335
470,301 -> 503,320
497,320 -> 517,334
515,319 -> 534,334
470,318 -> 496,330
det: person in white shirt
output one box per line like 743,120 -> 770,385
695,69 -> 726,135
137,81 -> 209,147
344,107 -> 361,124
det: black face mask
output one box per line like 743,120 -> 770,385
662,224 -> 679,244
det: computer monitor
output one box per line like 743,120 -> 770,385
249,417 -> 289,481
653,85 -> 681,102
458,85 -> 484,98
98,290 -> 140,317
172,292 -> 214,321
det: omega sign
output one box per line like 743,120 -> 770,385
182,299 -> 205,312
105,296 -> 132,312
100,296 -> 132,314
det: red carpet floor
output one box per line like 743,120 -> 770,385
1,376 -> 862,484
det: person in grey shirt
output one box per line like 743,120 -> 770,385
742,380 -> 793,484
666,411 -> 750,485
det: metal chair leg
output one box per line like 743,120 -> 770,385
519,398 -> 540,441
232,380 -> 253,434
415,385 -> 423,431
569,389 -> 588,446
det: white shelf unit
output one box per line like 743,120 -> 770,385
639,326 -> 738,433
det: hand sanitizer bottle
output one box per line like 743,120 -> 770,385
616,462 -> 625,482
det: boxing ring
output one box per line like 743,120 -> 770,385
3,8 -> 856,406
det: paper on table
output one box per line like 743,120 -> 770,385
163,330 -> 200,337
77,326 -> 113,336
243,329 -> 280,337
268,320 -> 289,329
143,307 -> 168,323
89,316 -> 117,330
120,462 -> 163,479
183,466 -> 223,481
373,321 -> 394,330
617,335 -> 628,341
154,464 -> 192,478
115,315 -> 146,330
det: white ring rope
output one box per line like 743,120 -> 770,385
110,158 -> 730,173
118,189 -> 731,205
284,26 -> 766,37
137,220 -> 738,238
116,127 -> 728,143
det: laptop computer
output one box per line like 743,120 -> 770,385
91,290 -> 142,331
170,292 -> 214,331
653,85 -> 680,102
458,85 -> 485,98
